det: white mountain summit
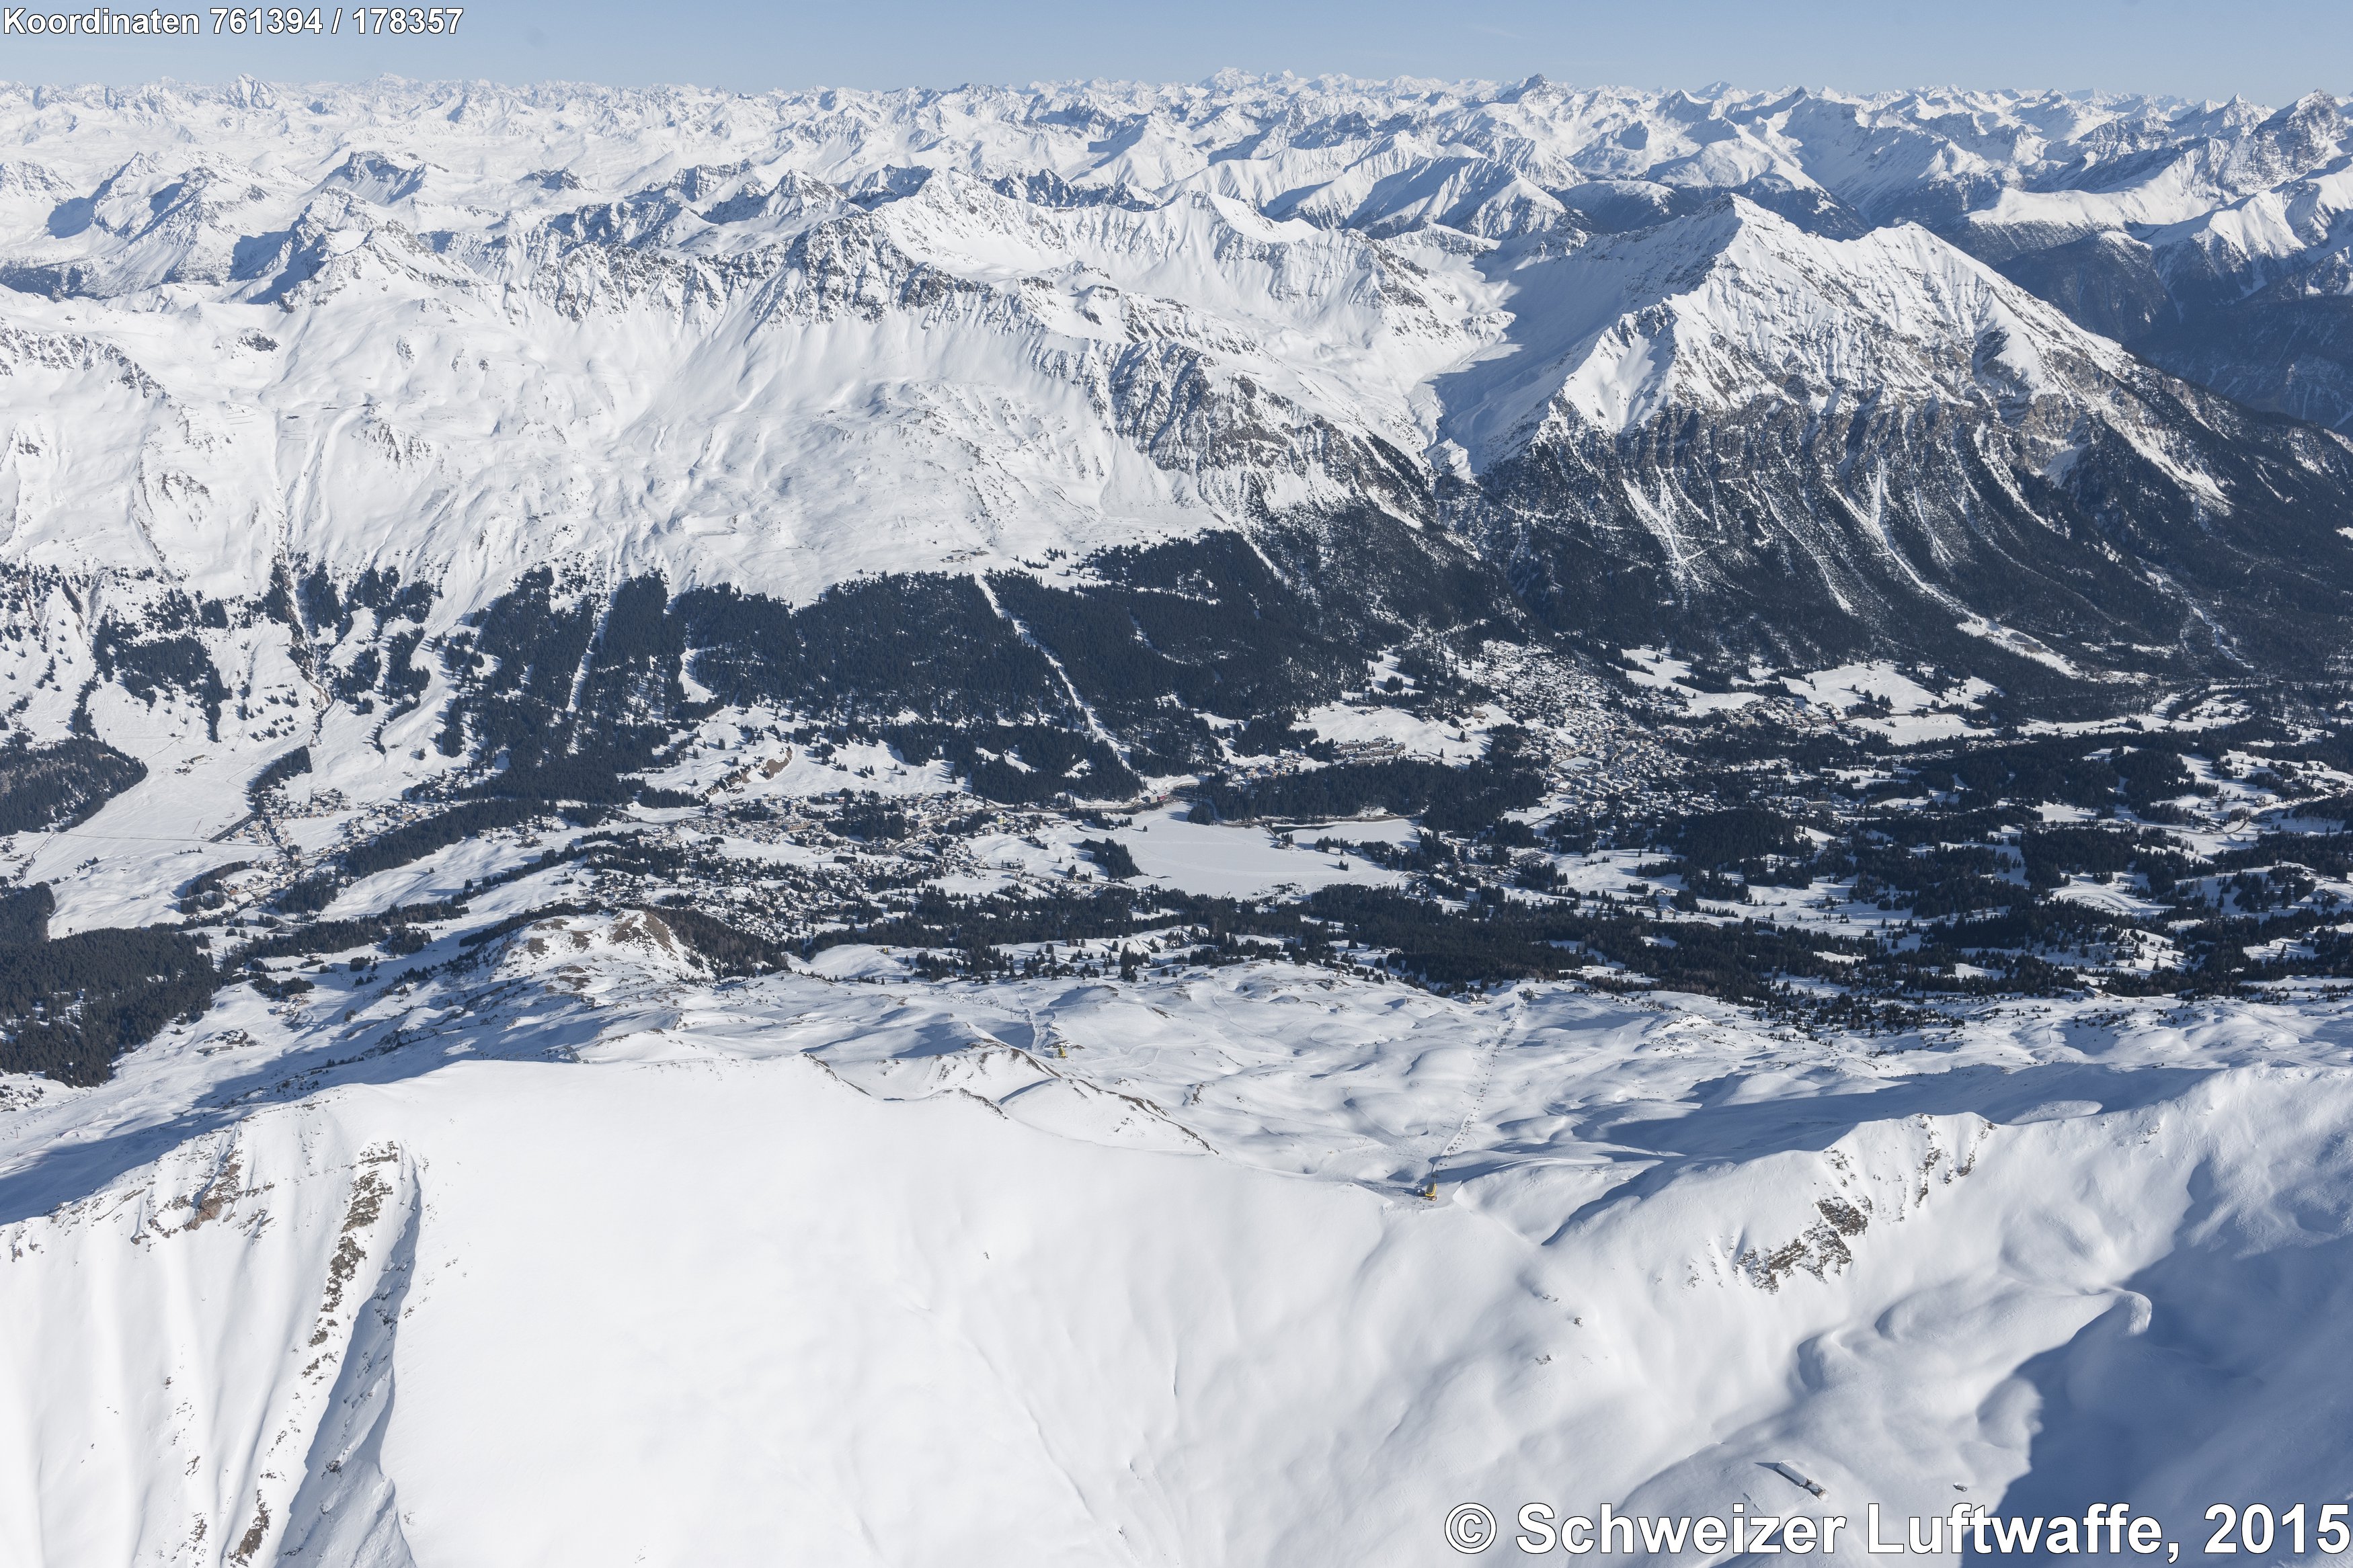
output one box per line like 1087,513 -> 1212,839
1439,195 -> 2124,458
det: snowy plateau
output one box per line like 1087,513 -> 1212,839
4,73 -> 2353,1567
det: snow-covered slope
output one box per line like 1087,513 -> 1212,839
7,937 -> 2353,1565
1441,196 -> 2124,460
1453,195 -> 2353,674
10,75 -> 2353,1568
0,162 -> 1476,608
2,75 -> 2348,620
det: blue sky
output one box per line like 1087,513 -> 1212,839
7,0 -> 2348,104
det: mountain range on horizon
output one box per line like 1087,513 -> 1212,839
3,77 -> 2350,602
0,71 -> 2350,871
0,75 -> 2346,825
9,71 -> 2353,1568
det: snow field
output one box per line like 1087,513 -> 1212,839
7,930 -> 2353,1563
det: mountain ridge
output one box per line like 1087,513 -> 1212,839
5,81 -> 2350,657
5,74 -> 2353,918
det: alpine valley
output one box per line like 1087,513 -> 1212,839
4,73 -> 2353,1567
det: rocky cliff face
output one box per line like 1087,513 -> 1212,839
1453,200 -> 2353,677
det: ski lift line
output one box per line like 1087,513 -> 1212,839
17,828 -> 243,847
12,736 -> 202,865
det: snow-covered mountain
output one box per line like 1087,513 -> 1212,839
0,75 -> 2349,831
1,80 -> 2346,664
7,70 -> 2353,936
10,938 -> 2353,1567
9,75 -> 2353,1567
1463,196 -> 2353,671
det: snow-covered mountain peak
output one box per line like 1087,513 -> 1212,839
1443,195 -> 2117,459
0,87 -> 1540,610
